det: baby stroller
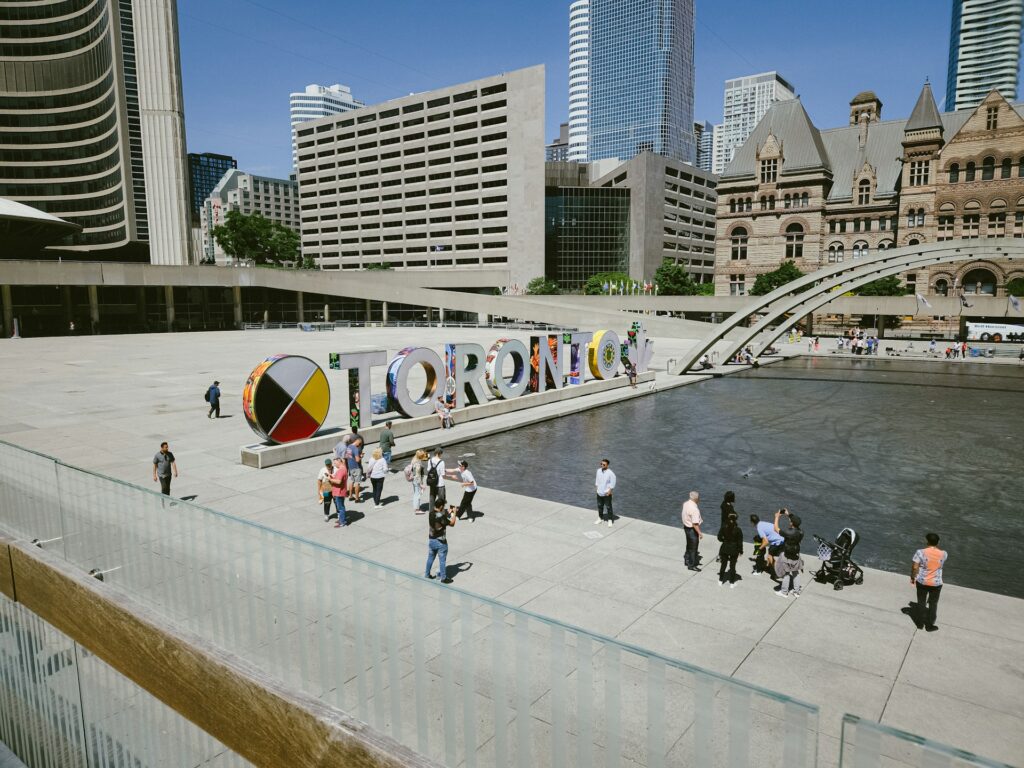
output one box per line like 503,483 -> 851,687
812,527 -> 864,590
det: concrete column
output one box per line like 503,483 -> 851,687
323,303 -> 330,323
232,286 -> 242,328
381,301 -> 388,324
164,285 -> 175,331
365,298 -> 372,323
438,307 -> 445,327
263,309 -> 269,329
61,286 -> 73,330
87,285 -> 100,333
1,285 -> 12,338
877,315 -> 886,339
477,312 -> 489,326
136,287 -> 147,329
296,291 -> 304,323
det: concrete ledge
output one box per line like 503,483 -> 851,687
241,371 -> 655,468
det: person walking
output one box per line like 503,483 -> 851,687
456,459 -> 477,521
774,511 -> 805,596
379,421 -> 396,470
206,380 -> 221,419
329,457 -> 348,528
344,436 -> 364,503
593,458 -> 616,527
427,447 -> 447,509
408,449 -> 428,513
317,458 -> 335,521
720,490 -> 737,531
367,448 -> 388,508
717,513 -> 743,587
152,442 -> 178,495
425,499 -> 457,583
911,532 -> 947,631
681,491 -> 703,570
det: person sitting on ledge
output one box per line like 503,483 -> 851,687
697,354 -> 714,370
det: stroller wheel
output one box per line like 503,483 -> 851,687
833,583 -> 844,591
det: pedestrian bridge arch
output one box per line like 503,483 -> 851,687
672,239 -> 1024,374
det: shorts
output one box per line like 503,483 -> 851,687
348,468 -> 363,483
768,543 -> 784,557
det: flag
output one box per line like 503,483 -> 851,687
960,295 -> 973,308
915,293 -> 932,308
1010,295 -> 1021,313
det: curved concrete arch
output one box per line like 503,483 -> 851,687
673,239 -> 1024,374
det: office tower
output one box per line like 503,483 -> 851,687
546,123 -> 571,161
694,121 -> 714,172
290,84 -> 363,170
712,71 -> 795,175
567,0 -> 590,160
0,0 -> 193,263
188,153 -> 237,224
200,169 -> 299,264
945,0 -> 1023,110
297,66 -> 545,286
587,0 -> 696,164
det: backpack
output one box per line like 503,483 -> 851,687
403,462 -> 415,482
426,460 -> 439,487
204,388 -> 211,402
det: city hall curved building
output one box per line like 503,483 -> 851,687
0,0 -> 192,263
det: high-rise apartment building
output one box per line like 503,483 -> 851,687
296,67 -> 545,286
188,153 -> 237,224
567,0 -> 590,161
290,84 -> 363,170
546,123 -> 571,161
945,0 -> 1023,111
200,169 -> 299,264
712,71 -> 795,175
0,0 -> 193,263
586,0 -> 696,164
694,121 -> 715,172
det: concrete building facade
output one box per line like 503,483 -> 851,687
567,0 -> 590,161
296,66 -> 545,288
587,0 -> 696,164
945,0 -> 1023,111
200,169 -> 299,264
0,0 -> 192,264
712,84 -> 1024,298
290,83 -> 363,171
712,71 -> 795,175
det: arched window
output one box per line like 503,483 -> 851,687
907,210 -> 915,228
857,180 -> 870,205
827,243 -> 844,263
916,208 -> 925,226
1019,157 -> 1024,177
948,163 -> 960,183
878,240 -> 893,250
1002,158 -> 1012,179
785,223 -> 804,259
962,268 -> 997,295
745,198 -> 753,212
729,199 -> 737,213
730,227 -> 748,260
768,196 -> 776,209
907,238 -> 921,246
852,241 -> 869,259
966,161 -> 976,182
760,196 -> 767,210
934,278 -> 948,296
784,194 -> 792,208
982,156 -> 995,181
801,192 -> 809,207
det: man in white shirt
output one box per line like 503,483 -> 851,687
682,491 -> 703,571
594,458 -> 616,527
456,459 -> 477,521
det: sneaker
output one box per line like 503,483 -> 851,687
593,519 -> 602,525
718,580 -> 724,587
607,520 -> 613,528
334,522 -> 347,528
729,582 -> 736,589
776,590 -> 789,598
925,625 -> 938,632
415,509 -> 425,514
426,574 -> 435,580
793,590 -> 802,598
441,578 -> 453,584
374,504 -> 383,509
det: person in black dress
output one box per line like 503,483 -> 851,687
717,513 -> 744,586
720,490 -> 736,530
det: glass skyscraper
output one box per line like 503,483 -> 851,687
187,152 -> 237,224
586,0 -> 696,165
945,0 -> 1023,111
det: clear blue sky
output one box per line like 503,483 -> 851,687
179,0 -> 1004,180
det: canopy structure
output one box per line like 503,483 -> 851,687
0,198 -> 81,254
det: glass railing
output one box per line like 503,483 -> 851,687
1,438 -> 821,767
839,715 -> 1016,768
0,592 -> 250,768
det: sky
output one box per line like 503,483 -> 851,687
178,0 -> 1003,180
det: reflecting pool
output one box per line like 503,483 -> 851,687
451,357 -> 1024,597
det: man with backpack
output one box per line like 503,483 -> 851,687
205,381 -> 221,419
426,447 -> 447,510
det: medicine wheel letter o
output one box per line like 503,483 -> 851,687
242,355 -> 330,444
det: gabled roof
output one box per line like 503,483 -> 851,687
905,82 -> 943,132
722,99 -> 830,179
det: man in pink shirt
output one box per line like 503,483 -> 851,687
681,491 -> 703,571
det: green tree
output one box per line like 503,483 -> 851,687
1006,277 -> 1024,296
749,260 -> 806,296
653,260 -> 699,295
525,276 -> 561,295
212,210 -> 299,265
365,262 -> 392,270
697,282 -> 715,296
854,276 -> 908,296
583,271 -> 631,295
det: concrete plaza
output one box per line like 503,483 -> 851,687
0,328 -> 1021,766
